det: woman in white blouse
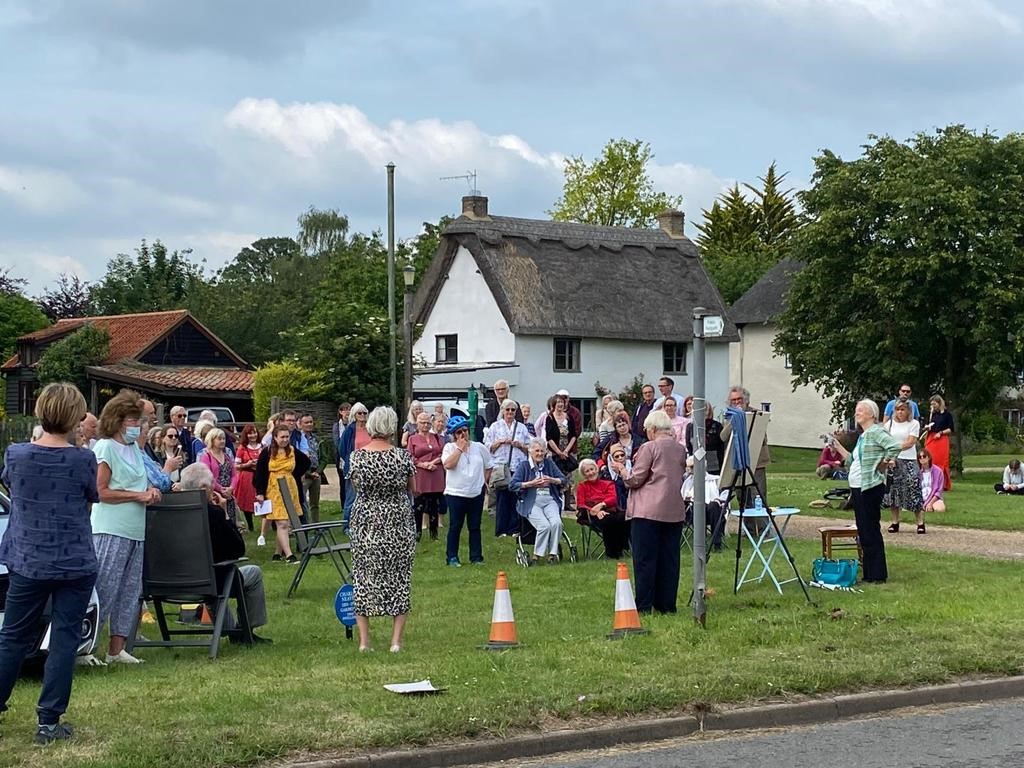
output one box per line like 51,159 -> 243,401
488,399 -> 531,537
882,401 -> 923,533
441,416 -> 493,567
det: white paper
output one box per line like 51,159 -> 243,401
254,500 -> 273,516
383,679 -> 444,694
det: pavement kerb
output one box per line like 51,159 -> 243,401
285,676 -> 1024,768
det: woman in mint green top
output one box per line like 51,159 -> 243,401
830,399 -> 902,584
92,390 -> 161,665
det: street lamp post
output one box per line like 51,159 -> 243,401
402,263 -> 416,418
387,163 -> 397,411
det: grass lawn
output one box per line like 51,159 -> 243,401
3,501 -> 1024,767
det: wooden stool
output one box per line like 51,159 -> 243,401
819,525 -> 862,563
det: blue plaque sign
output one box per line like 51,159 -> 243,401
334,583 -> 356,627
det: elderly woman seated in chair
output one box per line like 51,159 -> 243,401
576,458 -> 630,558
178,464 -> 271,644
510,438 -> 569,564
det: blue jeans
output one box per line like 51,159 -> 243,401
0,570 -> 96,724
446,491 -> 485,563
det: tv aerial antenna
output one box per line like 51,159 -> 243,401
440,169 -> 479,195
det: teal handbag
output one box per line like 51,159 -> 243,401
811,558 -> 858,587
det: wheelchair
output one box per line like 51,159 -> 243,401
514,514 -> 579,567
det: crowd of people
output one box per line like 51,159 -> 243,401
1,370 -> 978,743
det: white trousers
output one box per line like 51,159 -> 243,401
528,495 -> 563,557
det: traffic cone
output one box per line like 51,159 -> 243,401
608,562 -> 649,639
480,571 -> 520,650
198,604 -> 213,625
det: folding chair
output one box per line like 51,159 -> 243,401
278,477 -> 351,598
127,490 -> 252,660
575,509 -> 606,560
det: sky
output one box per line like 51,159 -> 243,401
1,0 -> 1022,294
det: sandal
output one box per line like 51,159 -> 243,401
887,523 -> 899,533
917,524 -> 926,534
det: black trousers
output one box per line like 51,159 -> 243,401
630,518 -> 683,613
852,484 -> 887,582
994,484 -> 1024,495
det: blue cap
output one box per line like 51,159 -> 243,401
446,415 -> 470,435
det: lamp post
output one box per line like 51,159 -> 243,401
402,263 -> 416,417
387,162 -> 397,410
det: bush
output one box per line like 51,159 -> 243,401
252,361 -> 330,422
36,324 -> 110,392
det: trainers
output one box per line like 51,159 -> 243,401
105,650 -> 144,665
34,722 -> 75,745
446,557 -> 462,567
286,554 -> 299,564
256,535 -> 266,546
271,553 -> 283,562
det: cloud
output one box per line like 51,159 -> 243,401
15,0 -> 371,60
0,165 -> 88,214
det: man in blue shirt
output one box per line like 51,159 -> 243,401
883,384 -> 921,420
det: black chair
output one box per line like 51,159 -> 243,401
278,477 -> 351,598
127,490 -> 252,660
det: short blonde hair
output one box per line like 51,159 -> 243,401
195,420 -> 215,441
34,382 -> 87,435
366,406 -> 398,439
930,394 -> 946,410
204,427 -> 225,448
605,400 -> 624,419
644,409 -> 672,433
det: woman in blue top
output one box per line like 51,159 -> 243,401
0,382 -> 99,744
510,438 -> 568,564
91,389 -> 161,665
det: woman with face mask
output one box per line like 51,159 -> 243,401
91,388 -> 161,664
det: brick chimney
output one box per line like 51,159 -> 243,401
461,194 -> 489,220
657,209 -> 685,239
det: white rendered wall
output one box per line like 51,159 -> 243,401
729,324 -> 838,448
413,245 -> 515,366
510,336 -> 732,424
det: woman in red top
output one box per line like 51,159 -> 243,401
575,459 -> 630,558
407,412 -> 446,540
232,424 -> 262,532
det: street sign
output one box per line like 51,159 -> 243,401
702,315 -> 724,337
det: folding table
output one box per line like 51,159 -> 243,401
729,507 -> 800,594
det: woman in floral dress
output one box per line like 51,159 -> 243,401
349,406 -> 416,653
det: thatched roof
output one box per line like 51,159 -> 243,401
413,212 -> 738,343
728,258 -> 805,325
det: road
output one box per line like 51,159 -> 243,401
466,699 -> 1024,768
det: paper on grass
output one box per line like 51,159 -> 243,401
254,500 -> 272,516
383,679 -> 445,695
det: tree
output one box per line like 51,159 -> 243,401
35,325 -> 110,392
252,361 -> 330,422
36,273 -> 93,321
0,293 -> 49,360
549,138 -> 682,228
297,206 -> 349,256
774,126 -> 1024,472
696,163 -> 801,304
191,236 -> 317,365
90,239 -> 205,315
0,267 -> 28,297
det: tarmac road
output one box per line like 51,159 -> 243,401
465,699 -> 1024,768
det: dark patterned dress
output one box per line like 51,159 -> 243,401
349,447 -> 416,617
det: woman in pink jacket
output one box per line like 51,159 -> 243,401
200,428 -> 238,527
917,449 -> 945,526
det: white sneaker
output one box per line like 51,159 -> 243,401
256,535 -> 266,546
105,650 -> 145,665
75,654 -> 107,667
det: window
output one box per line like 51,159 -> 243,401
553,337 -> 581,372
783,353 -> 792,369
569,398 -> 598,432
17,380 -> 37,416
662,342 -> 687,374
435,334 -> 458,364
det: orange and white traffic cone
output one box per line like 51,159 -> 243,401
198,604 -> 213,625
480,571 -> 520,650
608,562 -> 649,639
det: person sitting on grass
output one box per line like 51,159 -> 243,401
178,464 -> 271,645
918,450 -> 946,514
995,459 -> 1024,495
816,441 -> 846,479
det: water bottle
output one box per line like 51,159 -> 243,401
753,494 -> 763,513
